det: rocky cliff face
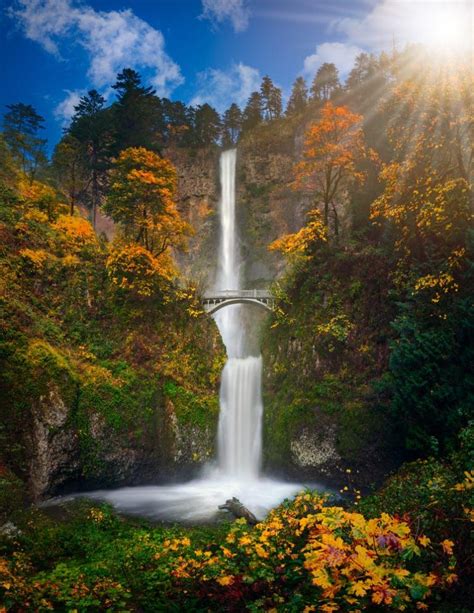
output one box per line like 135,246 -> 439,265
28,386 -> 80,500
260,246 -> 400,489
25,378 -> 219,501
237,127 -> 312,285
167,133 -> 313,289
166,146 -> 220,289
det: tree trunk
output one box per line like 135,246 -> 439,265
218,498 -> 258,525
332,201 -> 339,239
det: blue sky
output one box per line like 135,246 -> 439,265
1,0 -> 472,148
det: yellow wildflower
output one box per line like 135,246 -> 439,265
441,539 -> 454,555
255,544 -> 269,558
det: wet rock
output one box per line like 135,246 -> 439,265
290,427 -> 341,469
29,385 -> 80,501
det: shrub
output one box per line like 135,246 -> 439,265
0,492 -> 464,611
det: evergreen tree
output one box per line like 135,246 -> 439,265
345,53 -> 388,112
346,53 -> 378,90
3,103 -> 47,182
310,63 -> 340,102
161,99 -> 193,146
222,103 -> 242,146
191,104 -> 222,147
286,77 -> 308,115
112,68 -> 158,152
242,91 -> 263,131
270,85 -> 283,119
260,76 -> 282,120
68,90 -> 112,226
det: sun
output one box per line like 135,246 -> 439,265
412,1 -> 473,54
429,11 -> 464,48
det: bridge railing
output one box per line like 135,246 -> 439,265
202,289 -> 272,300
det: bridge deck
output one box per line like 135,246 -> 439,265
202,289 -> 272,300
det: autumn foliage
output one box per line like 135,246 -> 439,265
269,209 -> 327,257
271,104 -> 375,257
105,147 -> 191,256
106,243 -> 175,298
165,492 -> 458,610
371,71 -> 473,304
0,491 -> 465,611
295,102 -> 375,236
103,147 -> 192,298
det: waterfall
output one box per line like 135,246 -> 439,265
214,149 -> 263,480
216,150 -> 239,292
66,149 -> 305,523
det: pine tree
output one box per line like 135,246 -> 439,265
260,76 -> 282,120
161,99 -> 193,146
68,90 -> 112,226
286,77 -> 308,116
192,104 -> 222,146
345,53 -> 388,112
112,68 -> 158,152
346,53 -> 378,90
242,91 -> 263,131
269,85 -> 283,120
3,103 -> 47,182
310,63 -> 340,102
222,103 -> 242,146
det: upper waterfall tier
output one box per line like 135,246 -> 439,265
216,149 -> 240,292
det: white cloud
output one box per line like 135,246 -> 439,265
303,42 -> 364,78
54,89 -> 83,125
332,0 -> 472,53
200,0 -> 250,32
9,0 -> 183,96
190,62 -> 260,112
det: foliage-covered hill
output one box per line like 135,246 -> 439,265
0,155 -> 224,510
247,52 -> 474,488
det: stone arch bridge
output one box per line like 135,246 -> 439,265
202,289 -> 274,315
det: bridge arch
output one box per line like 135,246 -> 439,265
201,290 -> 274,315
204,297 -> 273,315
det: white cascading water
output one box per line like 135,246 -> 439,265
58,149 -> 308,522
217,356 -> 262,478
214,149 -> 262,480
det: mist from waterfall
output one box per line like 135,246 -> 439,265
214,149 -> 262,480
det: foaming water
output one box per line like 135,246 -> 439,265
60,478 -> 303,523
52,149 -> 311,522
